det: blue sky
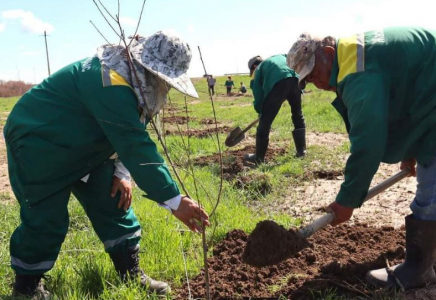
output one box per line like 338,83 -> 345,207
0,0 -> 434,83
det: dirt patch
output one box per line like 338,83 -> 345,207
165,126 -> 231,138
194,145 -> 287,180
282,162 -> 417,229
175,224 -> 417,300
162,116 -> 193,124
199,118 -> 219,125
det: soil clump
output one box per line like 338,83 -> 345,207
175,223 -> 416,300
242,220 -> 309,267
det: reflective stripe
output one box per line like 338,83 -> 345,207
102,65 -> 112,87
356,33 -> 365,73
11,256 -> 55,271
103,229 -> 141,249
337,33 -> 365,83
101,65 -> 131,88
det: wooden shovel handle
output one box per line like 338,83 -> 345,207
240,119 -> 259,134
298,168 -> 411,239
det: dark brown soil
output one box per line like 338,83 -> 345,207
243,220 -> 309,267
303,170 -> 344,180
162,116 -> 193,124
193,145 -> 287,180
165,126 -> 231,138
199,118 -> 219,125
175,223 -> 410,300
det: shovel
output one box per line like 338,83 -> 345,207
299,168 -> 411,238
225,119 -> 259,147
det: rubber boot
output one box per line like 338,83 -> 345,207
292,128 -> 306,158
244,136 -> 269,164
12,274 -> 50,300
366,215 -> 436,289
109,245 -> 170,296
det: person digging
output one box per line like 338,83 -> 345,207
245,55 -> 306,164
5,31 -> 209,299
287,27 -> 436,290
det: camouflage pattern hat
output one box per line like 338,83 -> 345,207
287,33 -> 321,85
131,31 -> 198,98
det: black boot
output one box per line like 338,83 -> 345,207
366,215 -> 436,289
244,136 -> 269,164
12,274 -> 50,299
292,128 -> 306,157
109,245 -> 170,296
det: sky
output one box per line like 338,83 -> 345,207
0,0 -> 435,84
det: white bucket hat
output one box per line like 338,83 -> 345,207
130,31 -> 198,98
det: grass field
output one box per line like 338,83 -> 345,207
0,77 -> 367,300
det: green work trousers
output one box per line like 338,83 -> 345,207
9,158 -> 141,275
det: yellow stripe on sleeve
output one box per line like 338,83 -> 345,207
337,34 -> 365,83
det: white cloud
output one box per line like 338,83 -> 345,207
1,9 -> 54,34
0,22 -> 5,32
119,17 -> 137,27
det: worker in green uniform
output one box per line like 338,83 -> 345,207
287,27 -> 436,290
245,54 -> 306,164
5,31 -> 210,299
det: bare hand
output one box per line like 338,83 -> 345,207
111,176 -> 132,211
327,201 -> 354,226
172,196 -> 210,233
400,158 -> 416,177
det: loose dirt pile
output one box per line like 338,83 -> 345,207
175,223 -> 417,300
242,220 -> 309,267
194,145 -> 287,180
162,116 -> 193,124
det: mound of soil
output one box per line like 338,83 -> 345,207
165,126 -> 231,138
175,223 -> 410,300
162,116 -> 193,124
243,220 -> 309,267
194,145 -> 287,180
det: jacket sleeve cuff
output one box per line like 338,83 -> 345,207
335,187 -> 364,208
144,181 -> 180,203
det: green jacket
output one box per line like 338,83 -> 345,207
329,27 -> 436,208
250,54 -> 298,113
4,57 -> 180,206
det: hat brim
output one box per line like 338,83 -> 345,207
297,55 -> 316,88
131,54 -> 199,99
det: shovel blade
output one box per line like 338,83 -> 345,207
225,127 -> 245,147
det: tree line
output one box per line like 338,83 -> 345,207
0,80 -> 34,97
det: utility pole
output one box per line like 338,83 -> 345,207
43,31 -> 51,76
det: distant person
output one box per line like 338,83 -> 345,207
5,31 -> 209,299
245,54 -> 306,164
225,76 -> 235,95
239,82 -> 247,94
288,27 -> 436,290
207,75 -> 216,96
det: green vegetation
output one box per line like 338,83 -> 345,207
0,78 -> 354,299
0,96 -> 19,125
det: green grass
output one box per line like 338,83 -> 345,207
0,79 -> 392,300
